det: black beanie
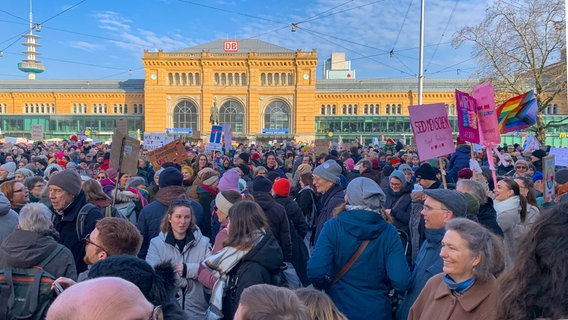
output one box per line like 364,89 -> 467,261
415,163 -> 437,181
252,176 -> 273,193
238,152 -> 250,163
159,167 -> 183,188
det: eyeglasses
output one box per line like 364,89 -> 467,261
13,187 -> 28,193
96,176 -> 106,180
515,166 -> 528,170
82,233 -> 108,254
148,305 -> 163,320
390,183 -> 402,187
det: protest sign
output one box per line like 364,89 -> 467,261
222,124 -> 232,151
143,133 -> 175,151
147,139 -> 186,170
31,124 -> 44,140
549,148 -> 568,166
409,103 -> 455,161
314,139 -> 329,156
110,129 -> 140,175
115,119 -> 128,135
543,155 -> 555,200
472,83 -> 501,145
455,90 -> 480,143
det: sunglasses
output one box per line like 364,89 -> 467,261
516,166 -> 528,170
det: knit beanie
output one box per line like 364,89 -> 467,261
215,192 -> 235,215
458,168 -> 473,180
343,158 -> 355,171
313,159 -> 342,184
556,169 -> 568,185
15,168 -> 34,179
218,169 -> 240,191
415,163 -> 437,181
532,149 -> 546,159
252,176 -> 273,193
398,164 -> 412,173
0,162 -> 17,179
106,167 -> 118,180
158,167 -> 183,188
238,152 -> 250,163
197,167 -> 217,180
201,170 -> 220,186
48,169 -> 82,196
389,170 -> 407,188
126,176 -> 146,189
346,177 -> 385,211
272,178 -> 291,197
532,171 -> 543,183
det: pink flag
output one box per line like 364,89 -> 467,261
472,83 -> 501,146
409,103 -> 456,161
455,90 -> 480,144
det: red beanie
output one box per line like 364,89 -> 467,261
252,152 -> 261,160
272,178 -> 291,197
458,168 -> 473,180
456,136 -> 466,146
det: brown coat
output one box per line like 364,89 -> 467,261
408,273 -> 498,320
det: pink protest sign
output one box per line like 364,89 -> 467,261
455,90 -> 480,143
409,103 -> 456,161
472,83 -> 501,146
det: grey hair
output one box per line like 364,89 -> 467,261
19,203 -> 53,233
445,218 -> 504,283
456,179 -> 487,205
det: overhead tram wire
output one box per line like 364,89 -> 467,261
390,0 -> 414,56
0,9 -> 29,22
176,0 -> 286,24
297,26 -> 414,77
295,0 -> 386,25
424,0 -> 458,73
294,0 -> 355,24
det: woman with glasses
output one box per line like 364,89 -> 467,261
0,180 -> 30,213
494,178 -> 538,270
192,154 -> 214,178
146,199 -> 210,319
512,159 -> 530,178
24,176 -> 47,203
202,200 -> 284,320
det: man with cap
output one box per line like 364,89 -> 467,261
137,167 -> 203,259
48,169 -> 104,273
313,159 -> 345,245
530,149 -> 546,172
397,189 -> 467,320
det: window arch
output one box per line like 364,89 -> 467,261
219,100 -> 245,133
173,100 -> 199,131
264,100 -> 291,132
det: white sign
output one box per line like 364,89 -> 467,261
143,133 -> 175,151
31,124 -> 44,140
549,147 -> 568,166
223,40 -> 238,52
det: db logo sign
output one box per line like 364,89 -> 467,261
223,40 -> 238,52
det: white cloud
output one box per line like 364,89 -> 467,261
68,41 -> 103,52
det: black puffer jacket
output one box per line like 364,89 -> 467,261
223,232 -> 284,319
383,183 -> 413,235
0,229 -> 77,280
477,198 -> 504,237
251,191 -> 291,262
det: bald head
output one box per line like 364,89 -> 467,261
46,277 -> 154,320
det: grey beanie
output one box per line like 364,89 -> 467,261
0,162 -> 17,178
15,168 -> 34,179
389,170 -> 407,188
313,159 -> 342,184
398,164 -> 412,173
47,169 -> 82,196
126,176 -> 146,189
346,177 -> 385,211
423,189 -> 466,218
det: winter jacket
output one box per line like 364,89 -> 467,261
447,145 -> 471,183
360,168 -> 381,186
397,227 -> 445,320
0,229 -> 77,280
384,183 -> 413,235
295,186 -> 317,228
223,232 -> 284,319
314,184 -> 345,244
51,191 -> 104,273
137,186 -> 203,259
146,229 -> 210,318
477,198 -> 503,237
497,202 -> 539,270
137,165 -> 155,185
308,209 -> 410,320
251,191 -> 292,261
196,185 -> 218,240
274,195 -> 310,286
409,274 -> 499,320
0,191 -> 18,244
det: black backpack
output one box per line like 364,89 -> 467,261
0,244 -> 64,320
76,203 -> 126,240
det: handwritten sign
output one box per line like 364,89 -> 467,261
472,83 -> 501,145
147,139 -> 186,170
409,103 -> 455,161
31,124 -> 44,140
143,133 -> 175,151
549,148 -> 568,166
543,155 -> 555,199
455,90 -> 480,143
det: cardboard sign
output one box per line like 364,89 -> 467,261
548,148 -> 568,166
147,139 -> 186,170
455,90 -> 480,143
110,129 -> 140,175
543,155 -> 555,199
409,103 -> 455,161
472,83 -> 501,146
115,119 -> 128,135
314,139 -> 329,156
31,124 -> 44,140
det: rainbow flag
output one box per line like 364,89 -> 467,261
496,90 -> 538,133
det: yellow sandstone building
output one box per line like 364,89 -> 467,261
0,39 -> 565,145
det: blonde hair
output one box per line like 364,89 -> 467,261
295,288 -> 348,320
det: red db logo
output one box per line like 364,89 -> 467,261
224,40 -> 238,52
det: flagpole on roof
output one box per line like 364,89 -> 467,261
418,0 -> 425,105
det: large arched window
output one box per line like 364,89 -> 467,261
219,100 -> 245,133
264,100 -> 291,132
173,100 -> 199,131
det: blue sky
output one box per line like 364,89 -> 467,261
0,0 -> 491,80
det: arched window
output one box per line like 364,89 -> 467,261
386,104 -> 390,115
281,73 -> 286,85
342,104 -> 347,115
267,73 -> 273,86
220,100 -> 245,133
397,104 -> 402,115
287,73 -> 293,85
189,73 -> 194,85
332,105 -> 336,115
181,73 -> 187,85
354,105 -> 358,115
215,73 -> 220,85
221,73 -> 227,86
228,73 -> 234,86
264,100 -> 291,132
168,73 -> 174,85
274,73 -> 279,85
321,105 -> 325,115
173,100 -> 199,132
241,73 -> 247,85
261,73 -> 266,86
235,73 -> 240,86
175,73 -> 180,86
195,73 -> 200,85
364,104 -> 369,114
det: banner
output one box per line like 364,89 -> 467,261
147,139 -> 186,170
543,155 -> 555,199
472,83 -> 501,145
222,124 -> 232,151
31,124 -> 44,140
409,103 -> 455,161
455,90 -> 480,143
549,148 -> 568,166
143,133 -> 175,151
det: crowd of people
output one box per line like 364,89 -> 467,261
1,136 -> 567,320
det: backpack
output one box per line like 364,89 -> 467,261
113,201 -> 137,225
76,203 -> 126,240
0,244 -> 64,320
